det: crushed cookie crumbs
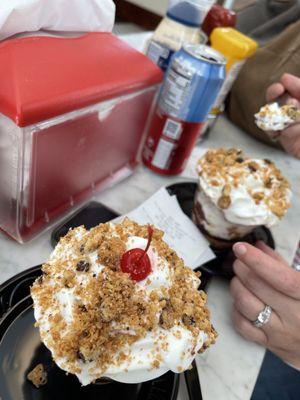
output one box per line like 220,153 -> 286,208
76,260 -> 90,272
197,148 -> 291,219
27,364 -> 48,388
31,219 -> 216,382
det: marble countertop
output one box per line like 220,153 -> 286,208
0,32 -> 300,400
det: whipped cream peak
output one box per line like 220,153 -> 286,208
196,148 -> 291,228
255,102 -> 299,131
31,219 -> 216,385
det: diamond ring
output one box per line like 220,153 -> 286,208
253,305 -> 272,328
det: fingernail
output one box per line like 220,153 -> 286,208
233,243 -> 247,256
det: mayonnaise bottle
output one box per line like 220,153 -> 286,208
146,0 -> 215,71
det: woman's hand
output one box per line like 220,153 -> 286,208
266,73 -> 300,158
230,241 -> 300,370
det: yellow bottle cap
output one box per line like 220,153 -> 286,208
210,27 -> 258,59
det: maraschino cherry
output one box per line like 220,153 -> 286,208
120,225 -> 153,281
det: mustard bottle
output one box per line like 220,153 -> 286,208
210,27 -> 258,114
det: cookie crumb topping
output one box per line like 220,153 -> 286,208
27,364 -> 48,388
197,148 -> 291,218
31,219 -> 216,381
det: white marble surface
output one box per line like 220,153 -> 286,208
0,32 -> 300,400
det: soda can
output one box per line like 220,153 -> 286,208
142,44 -> 226,175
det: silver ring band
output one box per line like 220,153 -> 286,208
253,305 -> 272,328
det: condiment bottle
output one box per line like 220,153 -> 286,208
200,4 -> 236,44
203,27 -> 257,134
146,0 -> 215,71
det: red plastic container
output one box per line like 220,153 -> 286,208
0,33 -> 162,243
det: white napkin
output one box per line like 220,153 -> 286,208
0,0 -> 115,41
180,146 -> 208,179
118,187 -> 215,269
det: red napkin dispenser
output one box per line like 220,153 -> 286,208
0,33 -> 162,243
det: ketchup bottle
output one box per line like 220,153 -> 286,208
201,4 -> 236,44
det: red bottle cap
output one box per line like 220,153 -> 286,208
202,5 -> 236,37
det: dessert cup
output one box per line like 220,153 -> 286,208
193,148 -> 291,250
193,188 -> 255,250
31,219 -> 216,386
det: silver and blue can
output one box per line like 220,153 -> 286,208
143,44 -> 226,175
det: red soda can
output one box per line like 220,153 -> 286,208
142,44 -> 226,175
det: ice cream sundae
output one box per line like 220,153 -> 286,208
193,148 -> 291,249
31,219 -> 216,385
